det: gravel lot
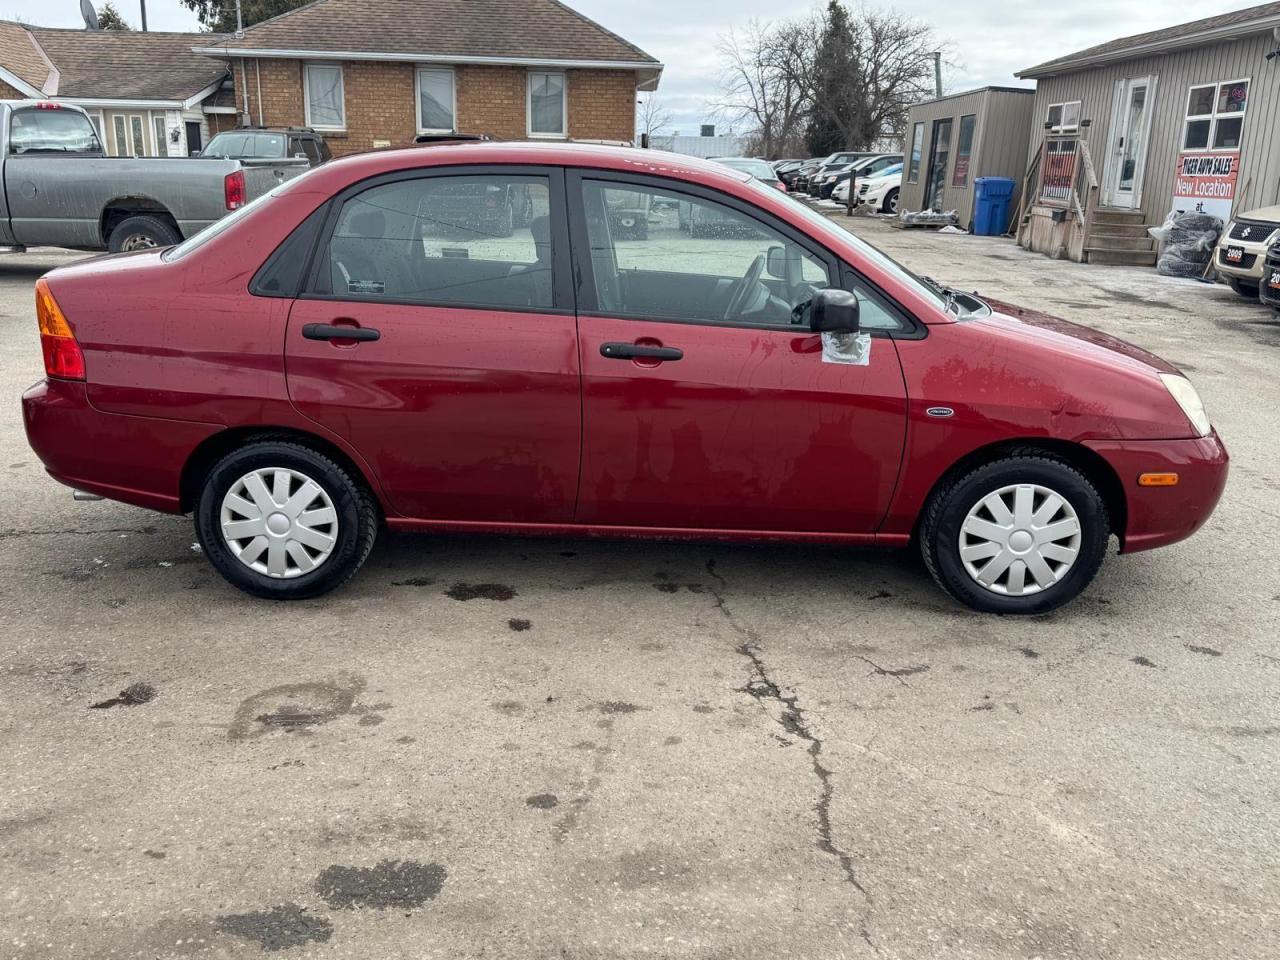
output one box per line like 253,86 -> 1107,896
2,221 -> 1277,960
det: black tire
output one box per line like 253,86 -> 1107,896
107,214 -> 181,253
882,188 -> 900,215
195,441 -> 378,600
919,454 -> 1110,615
1228,277 -> 1260,299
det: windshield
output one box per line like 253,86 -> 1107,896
714,157 -> 777,180
744,177 -> 950,311
163,182 -> 284,261
8,107 -> 102,155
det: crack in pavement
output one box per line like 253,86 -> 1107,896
705,559 -> 881,956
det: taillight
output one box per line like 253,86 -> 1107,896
35,279 -> 85,381
774,180 -> 787,192
224,170 -> 246,210
35,101 -> 61,110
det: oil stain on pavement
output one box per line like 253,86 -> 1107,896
445,582 -> 516,601
214,904 -> 333,951
89,682 -> 157,709
315,860 -> 447,909
228,674 -> 368,740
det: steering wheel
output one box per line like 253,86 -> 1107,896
722,254 -> 766,321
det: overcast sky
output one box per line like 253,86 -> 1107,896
1,0 -> 1250,132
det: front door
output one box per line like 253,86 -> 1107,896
285,168 -> 582,523
923,118 -> 953,211
569,174 -> 908,534
1104,76 -> 1155,209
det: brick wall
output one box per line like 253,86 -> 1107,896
0,80 -> 25,99
230,58 -> 638,156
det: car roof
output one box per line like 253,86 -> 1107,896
280,141 -> 757,197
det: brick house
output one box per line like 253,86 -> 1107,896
0,20 -> 234,156
191,0 -> 663,156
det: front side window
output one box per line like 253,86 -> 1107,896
417,68 -> 455,133
907,122 -> 924,183
1183,80 -> 1248,151
579,180 -> 906,332
528,71 -> 566,137
305,64 -> 346,130
319,174 -> 555,310
953,114 -> 976,186
1046,101 -> 1081,134
7,106 -> 103,155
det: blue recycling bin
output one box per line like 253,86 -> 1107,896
973,177 -> 1016,236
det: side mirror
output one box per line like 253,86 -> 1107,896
765,245 -> 787,279
294,152 -> 308,160
809,288 -> 860,334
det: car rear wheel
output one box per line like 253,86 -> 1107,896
107,215 -> 182,253
1228,277 -> 1259,299
195,441 -> 377,600
920,454 -> 1110,614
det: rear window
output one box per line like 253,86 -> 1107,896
8,107 -> 102,155
254,133 -> 286,156
203,132 -> 249,158
715,158 -> 777,180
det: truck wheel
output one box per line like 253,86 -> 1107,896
1228,277 -> 1259,300
920,454 -> 1110,615
108,215 -> 181,253
195,441 -> 378,600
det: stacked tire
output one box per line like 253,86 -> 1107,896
1156,211 -> 1222,279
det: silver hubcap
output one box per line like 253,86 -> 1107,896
959,483 -> 1081,596
120,233 -> 158,251
220,468 -> 338,579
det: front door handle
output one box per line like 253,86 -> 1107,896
302,322 -> 380,342
600,342 -> 683,361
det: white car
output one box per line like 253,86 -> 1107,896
834,165 -> 902,214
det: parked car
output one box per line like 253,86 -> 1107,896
834,163 -> 902,214
790,157 -> 829,194
708,157 -> 787,191
0,100 -> 308,252
800,151 -> 878,195
200,126 -> 332,167
1213,205 -> 1280,299
772,159 -> 805,186
22,143 -> 1228,614
813,154 -> 902,199
1260,240 -> 1280,313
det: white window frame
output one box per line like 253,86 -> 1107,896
152,113 -> 167,157
1181,78 -> 1249,153
1045,100 -> 1081,134
527,70 -> 567,139
111,114 -> 128,156
415,66 -> 456,134
304,62 -> 346,132
128,114 -> 146,156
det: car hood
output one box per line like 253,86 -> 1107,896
1237,204 -> 1280,224
977,296 -> 1180,376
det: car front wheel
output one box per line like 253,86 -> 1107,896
882,188 -> 900,215
920,454 -> 1110,614
195,441 -> 378,600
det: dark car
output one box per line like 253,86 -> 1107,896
802,152 -> 877,196
815,154 -> 903,200
23,143 -> 1227,613
200,127 -> 332,166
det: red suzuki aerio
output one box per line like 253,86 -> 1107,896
22,143 -> 1227,613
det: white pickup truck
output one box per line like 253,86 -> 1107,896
0,99 -> 308,252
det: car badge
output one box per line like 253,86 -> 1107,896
926,407 -> 955,418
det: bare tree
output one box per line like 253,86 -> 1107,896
636,94 -> 673,141
714,21 -> 808,159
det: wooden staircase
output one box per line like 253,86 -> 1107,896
1085,210 -> 1156,266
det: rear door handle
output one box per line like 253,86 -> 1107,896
302,323 -> 380,342
600,342 -> 683,361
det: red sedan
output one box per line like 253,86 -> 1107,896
22,143 -> 1227,613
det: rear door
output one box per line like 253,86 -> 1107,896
284,166 -> 582,523
567,172 -> 910,534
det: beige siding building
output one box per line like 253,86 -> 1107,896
899,87 -> 1034,229
1016,2 -> 1280,264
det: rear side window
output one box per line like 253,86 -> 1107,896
255,133 -> 286,156
316,174 -> 555,310
8,107 -> 102,155
204,132 -> 249,157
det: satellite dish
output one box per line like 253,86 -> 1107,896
81,0 -> 101,29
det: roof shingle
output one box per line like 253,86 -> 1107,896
1020,1 -> 1280,77
30,27 -> 228,101
0,20 -> 55,92
195,0 -> 659,64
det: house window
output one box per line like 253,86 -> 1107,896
89,112 -> 104,145
953,114 -> 976,187
153,115 -> 167,157
906,121 -> 924,183
112,115 -> 128,156
416,68 -> 455,133
1183,80 -> 1248,151
528,71 -> 566,138
1046,101 -> 1081,134
130,115 -> 145,156
304,63 -> 346,130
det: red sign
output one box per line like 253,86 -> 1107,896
1172,151 -> 1240,221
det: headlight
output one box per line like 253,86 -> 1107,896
1159,373 -> 1211,437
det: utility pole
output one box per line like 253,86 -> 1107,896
932,52 -> 943,98
139,0 -> 147,30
